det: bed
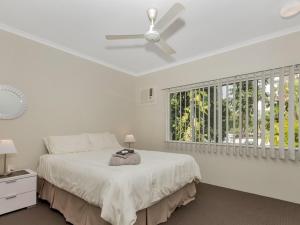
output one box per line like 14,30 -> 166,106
37,133 -> 201,225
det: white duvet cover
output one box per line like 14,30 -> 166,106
37,149 -> 201,225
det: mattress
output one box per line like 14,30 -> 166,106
37,149 -> 201,225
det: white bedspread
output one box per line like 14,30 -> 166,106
37,149 -> 201,225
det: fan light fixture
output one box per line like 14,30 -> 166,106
280,2 -> 300,18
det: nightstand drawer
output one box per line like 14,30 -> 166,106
0,176 -> 36,198
0,191 -> 36,215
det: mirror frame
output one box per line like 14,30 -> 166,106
0,85 -> 27,120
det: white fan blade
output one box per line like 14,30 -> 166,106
157,39 -> 176,55
155,3 -> 185,32
105,34 -> 144,40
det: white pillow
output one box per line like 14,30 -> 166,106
87,132 -> 122,150
44,134 -> 90,154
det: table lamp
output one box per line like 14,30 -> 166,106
0,140 -> 17,176
124,134 -> 136,149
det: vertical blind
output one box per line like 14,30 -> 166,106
167,64 -> 300,160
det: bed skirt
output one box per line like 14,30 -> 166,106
38,178 -> 196,225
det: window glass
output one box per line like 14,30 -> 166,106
209,86 -> 215,143
168,66 -> 299,149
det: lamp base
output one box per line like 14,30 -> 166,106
1,154 -> 11,177
127,143 -> 134,150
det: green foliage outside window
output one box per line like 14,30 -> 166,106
169,75 -> 300,148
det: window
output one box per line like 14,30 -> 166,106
168,64 -> 300,160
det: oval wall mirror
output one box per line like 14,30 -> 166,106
0,85 -> 27,119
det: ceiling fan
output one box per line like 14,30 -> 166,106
105,3 -> 185,55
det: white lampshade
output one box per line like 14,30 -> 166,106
0,140 -> 17,154
124,134 -> 136,143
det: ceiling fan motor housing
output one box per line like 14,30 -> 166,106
144,30 -> 160,42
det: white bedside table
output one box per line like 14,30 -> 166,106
0,169 -> 37,215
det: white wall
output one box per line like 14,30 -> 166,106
0,30 -> 136,171
134,31 -> 300,204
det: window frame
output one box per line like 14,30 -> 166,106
166,65 -> 300,158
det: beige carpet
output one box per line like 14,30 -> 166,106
1,183 -> 300,225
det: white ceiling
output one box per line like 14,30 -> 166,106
1,0 -> 300,76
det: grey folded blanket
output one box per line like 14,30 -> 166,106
109,152 -> 141,166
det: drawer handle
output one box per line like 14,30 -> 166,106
5,180 -> 17,184
5,195 -> 17,200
